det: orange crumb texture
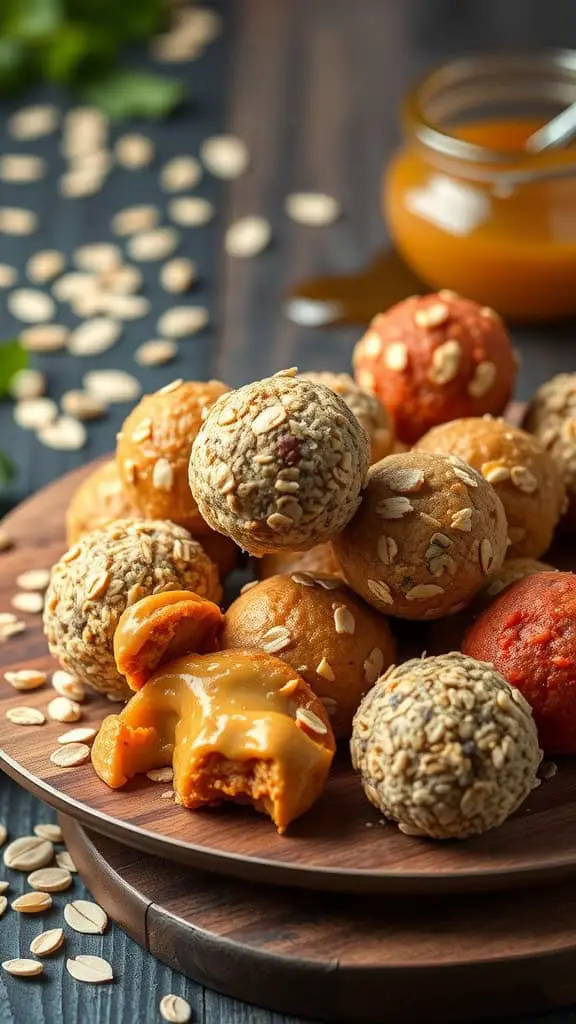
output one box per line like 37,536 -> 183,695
92,649 -> 335,833
353,292 -> 517,444
463,572 -> 576,754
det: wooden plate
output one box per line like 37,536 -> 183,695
0,461 -> 574,896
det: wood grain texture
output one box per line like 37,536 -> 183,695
0,460 -> 575,899
58,814 -> 576,1023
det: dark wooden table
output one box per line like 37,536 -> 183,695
1,2 -> 576,1021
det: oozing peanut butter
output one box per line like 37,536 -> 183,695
92,649 -> 335,832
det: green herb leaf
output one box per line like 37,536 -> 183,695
0,451 -> 13,490
3,0 -> 63,40
41,21 -> 90,83
0,38 -> 29,92
82,69 -> 184,119
0,339 -> 28,398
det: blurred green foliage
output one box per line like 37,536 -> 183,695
0,340 -> 28,491
0,0 -> 183,117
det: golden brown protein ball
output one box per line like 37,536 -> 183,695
300,371 -> 394,464
66,459 -> 139,545
351,653 -> 541,839
524,373 -> 576,531
44,519 -> 222,700
416,417 -> 566,558
428,556 -> 557,654
189,370 -> 371,556
258,542 -> 342,581
117,378 -> 230,533
222,573 -> 396,738
333,450 -> 508,620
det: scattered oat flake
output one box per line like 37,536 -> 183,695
11,592 -> 44,614
9,104 -> 59,139
450,507 -> 473,532
33,824 -> 62,843
68,317 -> 122,357
161,789 -> 175,799
8,288 -> 55,323
28,866 -> 72,892
0,263 -> 17,288
285,192 -> 340,226
160,156 -> 203,192
48,697 -> 82,723
127,227 -> 179,262
160,994 -> 193,1023
12,891 -> 53,913
160,257 -> 197,295
6,706 -> 46,726
0,896 -> 6,918
115,133 -> 154,169
375,496 -> 413,519
200,135 -> 249,179
316,657 -> 336,681
50,743 -> 90,768
157,305 -> 209,338
21,324 -> 69,353
30,928 -> 65,957
58,727 -> 96,746
0,154 -> 46,183
74,243 -> 121,273
38,416 -> 87,452
146,767 -> 174,783
0,207 -> 38,235
66,955 -> 113,984
61,390 -> 107,421
64,899 -> 108,935
10,368 -> 47,401
59,167 -> 105,199
16,569 -> 51,591
135,339 -> 178,367
56,851 -> 77,873
385,468 -> 424,493
0,826 -> 6,847
26,250 -> 65,285
296,707 -> 328,736
4,669 -> 46,690
111,204 -> 159,236
52,670 -> 85,702
414,302 -> 449,329
225,216 -> 271,257
84,369 -> 142,404
14,397 -> 58,431
2,958 -> 44,977
168,195 -> 214,227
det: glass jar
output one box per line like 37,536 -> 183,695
385,51 -> 576,321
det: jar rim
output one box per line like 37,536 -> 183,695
405,49 -> 576,166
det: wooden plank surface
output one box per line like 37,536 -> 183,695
1,1 -> 576,1022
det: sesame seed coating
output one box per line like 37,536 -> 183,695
416,417 -> 566,559
524,373 -> 576,532
299,371 -> 394,464
43,518 -> 222,698
334,450 -> 508,619
188,374 -> 370,556
351,652 -> 541,839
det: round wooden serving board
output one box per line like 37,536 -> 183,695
61,813 -> 576,1023
1,460 -> 575,895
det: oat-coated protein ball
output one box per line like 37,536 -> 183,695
189,370 -> 371,556
333,450 -> 508,619
416,417 -> 566,558
258,542 -> 343,581
66,459 -> 139,544
463,571 -> 576,754
117,378 -> 230,532
351,652 -> 541,839
44,518 -> 222,699
353,292 -> 517,444
524,373 -> 576,532
223,572 -> 396,738
300,371 -> 394,464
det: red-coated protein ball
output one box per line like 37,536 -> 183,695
353,291 -> 517,445
462,571 -> 576,754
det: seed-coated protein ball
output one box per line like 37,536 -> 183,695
333,450 -> 508,619
351,653 -> 541,839
299,371 -> 394,464
188,371 -> 370,556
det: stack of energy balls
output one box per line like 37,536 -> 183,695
45,290 -> 576,841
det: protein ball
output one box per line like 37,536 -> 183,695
463,571 -> 576,754
44,519 -> 222,699
189,370 -> 370,556
300,371 -> 394,463
117,379 -> 230,532
351,653 -> 541,839
258,542 -> 342,581
223,573 -> 396,738
333,451 -> 508,619
416,417 -> 566,558
524,373 -> 576,532
66,459 -> 139,544
353,292 -> 517,444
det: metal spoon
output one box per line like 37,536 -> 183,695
525,101 -> 576,152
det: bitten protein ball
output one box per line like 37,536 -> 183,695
524,373 -> 576,531
117,378 -> 230,532
416,417 -> 566,558
333,451 -> 508,619
223,573 -> 395,737
44,519 -> 222,699
189,371 -> 371,556
66,459 -> 139,544
351,653 -> 541,839
258,542 -> 342,581
353,292 -> 517,444
463,571 -> 576,754
300,371 -> 394,463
